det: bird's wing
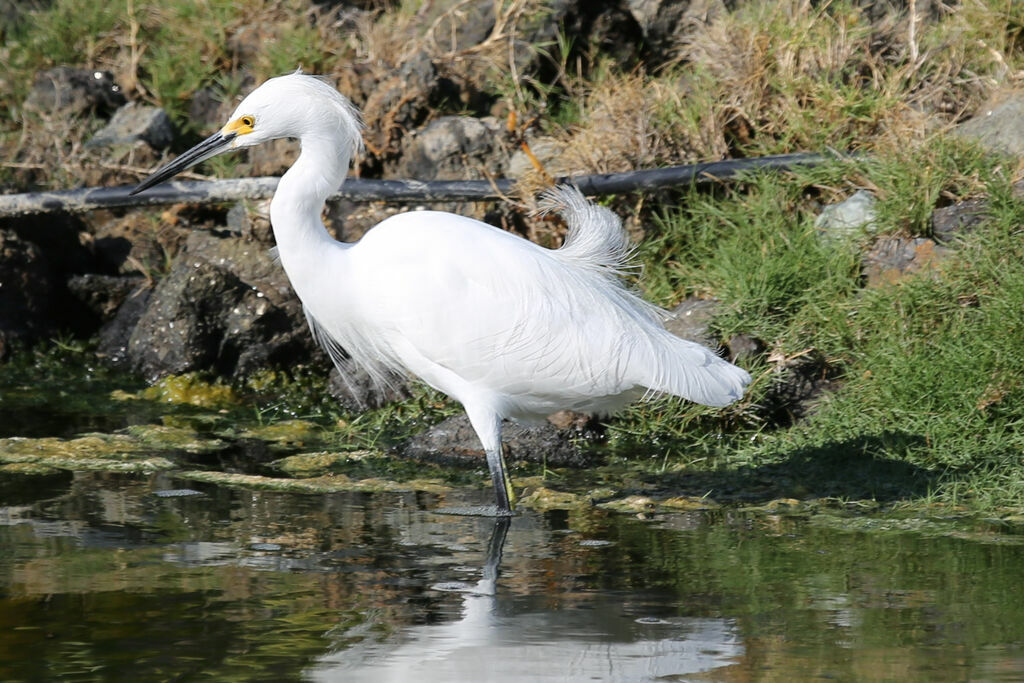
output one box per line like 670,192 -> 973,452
342,209 -> 749,415
345,212 -> 648,412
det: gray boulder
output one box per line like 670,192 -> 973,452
394,115 -> 506,180
814,189 -> 878,242
955,89 -> 1024,157
87,103 -> 175,150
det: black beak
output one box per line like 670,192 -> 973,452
130,130 -> 237,195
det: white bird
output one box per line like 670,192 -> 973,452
132,73 -> 751,515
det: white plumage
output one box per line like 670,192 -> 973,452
133,73 -> 751,515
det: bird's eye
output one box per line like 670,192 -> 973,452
241,116 -> 255,128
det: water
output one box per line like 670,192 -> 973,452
1,471 -> 1022,681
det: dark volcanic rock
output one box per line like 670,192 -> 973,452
403,414 -> 594,469
931,198 -> 989,243
0,230 -> 56,357
0,214 -> 100,354
24,67 -> 126,116
97,286 -> 152,366
327,360 -> 412,412
67,274 -> 146,320
626,0 -> 729,63
550,0 -> 644,68
123,230 -> 319,380
955,89 -> 1024,158
125,259 -> 245,379
664,297 -> 720,348
356,50 -> 444,168
759,352 -> 841,426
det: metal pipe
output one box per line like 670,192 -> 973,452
0,153 -> 829,218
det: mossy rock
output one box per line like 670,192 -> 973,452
178,469 -> 451,495
240,419 -> 326,448
597,495 -> 659,514
0,434 -> 177,473
518,485 -> 588,511
273,451 -> 377,477
140,373 -> 239,408
123,424 -> 227,453
0,461 -> 63,476
660,495 -> 721,511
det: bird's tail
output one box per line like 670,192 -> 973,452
540,184 -> 752,408
642,333 -> 752,407
538,185 -> 635,276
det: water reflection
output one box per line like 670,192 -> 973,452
310,518 -> 742,681
1,472 -> 1023,681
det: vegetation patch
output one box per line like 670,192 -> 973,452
3,0 -> 1024,517
177,469 -> 452,495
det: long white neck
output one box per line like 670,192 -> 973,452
269,134 -> 353,291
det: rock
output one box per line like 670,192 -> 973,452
4,212 -> 97,277
534,0 -> 644,71
324,200 -> 405,243
245,137 -> 300,177
627,0 -> 728,62
67,274 -> 146,320
0,230 -> 54,357
931,198 -> 988,243
327,360 -> 412,412
508,137 -> 565,178
862,235 -> 951,287
226,200 -> 274,244
91,211 -> 187,276
24,67 -> 126,116
87,103 -> 175,150
814,189 -> 878,241
394,115 -> 507,180
663,297 -> 720,348
360,50 -> 441,163
125,259 -> 243,379
955,89 -> 1024,157
0,214 -> 100,354
188,86 -> 231,130
123,230 -> 319,380
402,414 -> 594,468
759,351 -> 840,426
726,334 -> 764,362
97,287 -> 152,366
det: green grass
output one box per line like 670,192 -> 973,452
608,141 -> 1024,512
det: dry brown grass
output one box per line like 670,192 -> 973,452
536,0 -> 1023,186
4,0 -> 1023,196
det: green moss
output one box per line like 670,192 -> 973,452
177,469 -> 451,495
0,434 -> 177,473
141,373 -> 240,409
0,462 -> 63,476
241,419 -> 327,449
518,485 -> 589,511
123,424 -> 228,453
273,451 -> 371,477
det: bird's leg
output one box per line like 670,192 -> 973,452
466,405 -> 516,516
485,443 -> 516,516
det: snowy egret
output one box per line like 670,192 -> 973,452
132,73 -> 751,515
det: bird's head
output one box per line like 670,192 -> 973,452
131,73 -> 363,195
